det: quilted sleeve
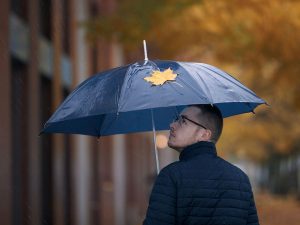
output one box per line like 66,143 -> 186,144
143,166 -> 177,225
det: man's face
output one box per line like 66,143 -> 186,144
168,106 -> 208,152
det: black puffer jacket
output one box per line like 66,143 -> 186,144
143,141 -> 259,225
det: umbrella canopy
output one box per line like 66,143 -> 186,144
41,60 -> 266,137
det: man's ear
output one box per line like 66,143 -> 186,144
201,129 -> 212,142
196,129 -> 212,142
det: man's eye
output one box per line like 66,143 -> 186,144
182,118 -> 187,124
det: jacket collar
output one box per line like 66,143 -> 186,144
179,141 -> 217,161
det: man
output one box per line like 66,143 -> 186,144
143,104 -> 259,225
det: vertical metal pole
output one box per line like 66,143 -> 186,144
151,109 -> 160,174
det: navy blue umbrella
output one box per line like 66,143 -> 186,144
42,59 -> 266,136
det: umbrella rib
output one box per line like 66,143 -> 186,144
199,66 -> 242,102
115,85 -> 121,112
96,114 -> 106,137
171,63 -> 210,103
200,64 -> 261,98
117,63 -> 135,113
180,63 -> 214,103
194,69 -> 214,104
174,76 -> 208,102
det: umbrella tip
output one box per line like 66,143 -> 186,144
143,40 -> 148,61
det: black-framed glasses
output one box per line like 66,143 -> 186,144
173,115 -> 207,129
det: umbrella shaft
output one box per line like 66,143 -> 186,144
151,109 -> 160,174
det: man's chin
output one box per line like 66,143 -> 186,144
168,141 -> 182,153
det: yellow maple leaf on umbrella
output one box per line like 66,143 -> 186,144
144,68 -> 177,85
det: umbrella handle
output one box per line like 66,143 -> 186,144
151,109 -> 160,175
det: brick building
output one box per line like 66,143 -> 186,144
0,0 -> 177,225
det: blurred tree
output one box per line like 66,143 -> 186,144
85,0 -> 300,161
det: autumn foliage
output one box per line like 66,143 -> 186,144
85,0 -> 300,161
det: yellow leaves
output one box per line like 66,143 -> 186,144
144,68 -> 177,85
86,0 -> 300,160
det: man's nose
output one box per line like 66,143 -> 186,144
170,121 -> 176,130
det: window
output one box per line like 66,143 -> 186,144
39,0 -> 52,40
11,0 -> 28,21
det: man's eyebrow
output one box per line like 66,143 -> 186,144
181,115 -> 194,119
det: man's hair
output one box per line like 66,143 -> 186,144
191,104 -> 223,143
